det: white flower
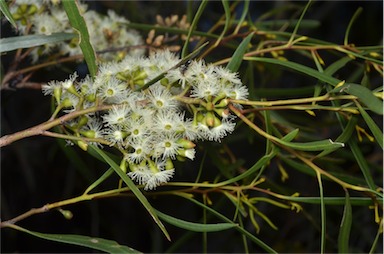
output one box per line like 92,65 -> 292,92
42,80 -> 61,96
147,84 -> 179,112
125,138 -> 150,163
98,77 -> 128,103
128,166 -> 152,186
153,133 -> 182,159
125,116 -> 151,141
144,169 -> 175,190
213,65 -> 243,86
197,117 -> 235,142
223,83 -> 249,100
103,125 -> 127,146
102,105 -> 130,126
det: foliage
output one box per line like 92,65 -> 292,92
1,0 -> 383,253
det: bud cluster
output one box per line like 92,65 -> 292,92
42,50 -> 248,190
8,0 -> 144,62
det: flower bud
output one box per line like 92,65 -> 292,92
61,98 -> 73,108
177,148 -> 196,160
204,112 -> 215,127
77,140 -> 88,151
58,209 -> 73,220
176,138 -> 196,149
120,159 -> 128,173
165,158 -> 174,171
80,130 -> 95,138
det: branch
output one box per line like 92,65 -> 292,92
0,104 -> 113,147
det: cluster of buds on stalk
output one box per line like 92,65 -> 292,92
42,50 -> 248,190
8,0 -> 144,62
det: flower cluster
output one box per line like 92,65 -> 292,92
8,0 -> 144,62
42,50 -> 248,190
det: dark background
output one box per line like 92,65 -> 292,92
1,1 -> 383,253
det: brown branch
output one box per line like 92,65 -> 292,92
0,104 -> 113,147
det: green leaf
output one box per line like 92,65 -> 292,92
348,137 -> 377,190
356,102 -> 383,149
324,57 -> 353,76
62,0 -> 97,78
226,32 -> 254,72
338,191 -> 352,253
178,195 -> 277,253
181,0 -> 208,58
277,138 -> 345,151
245,57 -> 341,86
155,209 -> 236,232
0,33 -> 75,53
333,83 -> 383,115
0,0 -> 17,29
316,116 -> 358,158
89,145 -> 171,241
7,224 -> 141,254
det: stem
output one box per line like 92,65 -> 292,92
0,104 -> 113,147
229,94 -> 357,107
0,186 -> 131,227
229,103 -> 374,194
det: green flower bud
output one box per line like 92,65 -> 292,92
53,86 -> 62,105
77,116 -> 88,128
61,98 -> 73,108
160,77 -> 169,86
176,138 -> 196,149
77,140 -> 88,151
120,159 -> 128,174
58,209 -> 73,220
80,130 -> 95,138
205,112 -> 215,127
165,158 -> 174,171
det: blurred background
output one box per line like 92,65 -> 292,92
1,1 -> 383,253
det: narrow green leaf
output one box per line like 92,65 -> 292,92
355,102 -> 383,149
0,33 -> 75,53
348,137 -> 377,190
0,0 -> 17,29
316,116 -> 358,158
287,0 -> 313,45
89,145 -> 171,241
245,57 -> 341,86
316,171 -> 326,253
155,209 -> 236,232
7,224 -> 141,254
277,138 -> 344,151
217,149 -> 277,186
324,57 -> 353,76
83,167 -> 114,195
344,7 -> 363,46
233,0 -> 249,34
178,195 -> 277,253
282,128 -> 300,142
181,0 -> 208,58
333,83 -> 383,115
338,190 -> 352,253
226,32 -> 254,72
62,0 -> 97,78
215,0 -> 231,46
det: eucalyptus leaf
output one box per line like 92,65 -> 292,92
226,32 -> 254,72
62,1 -> 97,78
338,191 -> 352,253
0,33 -> 75,53
8,224 -> 141,254
0,0 -> 17,29
155,209 -> 236,232
89,145 -> 171,241
333,83 -> 383,115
